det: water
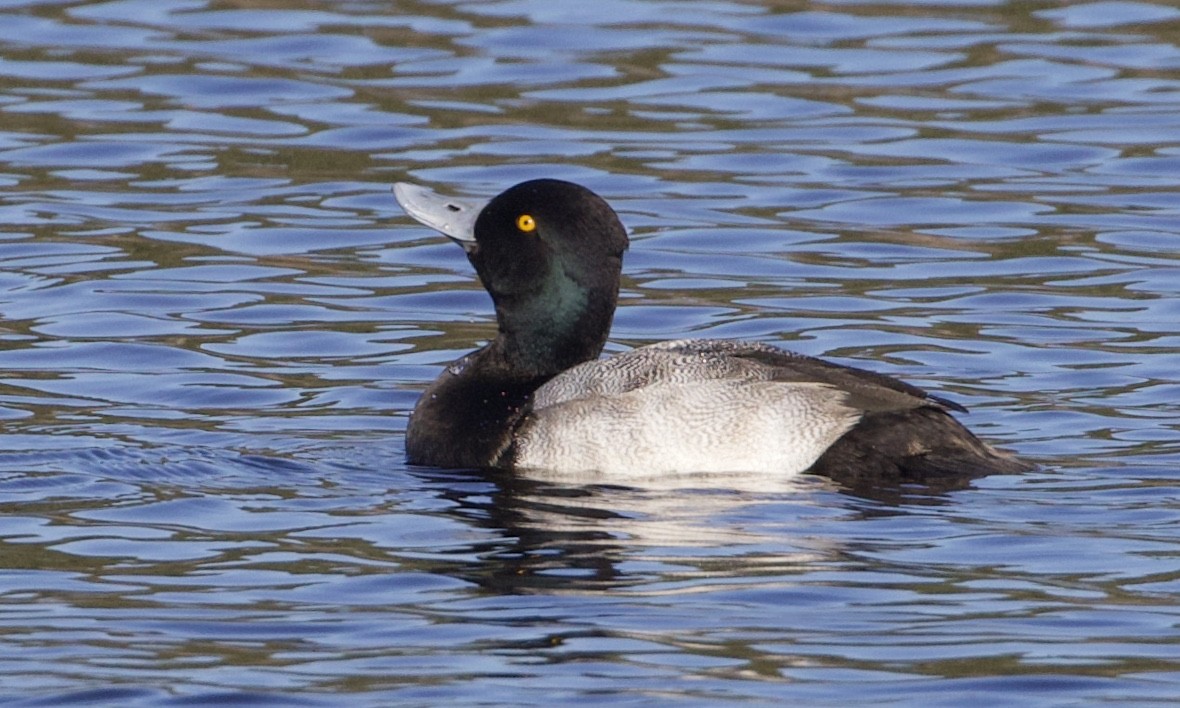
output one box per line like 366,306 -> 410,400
0,0 -> 1178,704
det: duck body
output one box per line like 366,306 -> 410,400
395,179 -> 1029,482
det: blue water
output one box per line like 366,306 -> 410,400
0,0 -> 1178,704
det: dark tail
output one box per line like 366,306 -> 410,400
807,406 -> 1031,488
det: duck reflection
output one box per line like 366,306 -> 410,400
414,466 -> 974,595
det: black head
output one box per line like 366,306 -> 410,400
470,179 -> 628,374
468,179 -> 628,299
395,178 -> 630,377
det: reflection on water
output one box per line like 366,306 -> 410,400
0,0 -> 1179,704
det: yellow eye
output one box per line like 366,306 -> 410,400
516,214 -> 537,233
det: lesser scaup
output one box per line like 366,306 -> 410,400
394,179 -> 1029,481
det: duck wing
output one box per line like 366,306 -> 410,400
533,338 -> 963,416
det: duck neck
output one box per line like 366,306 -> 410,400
490,276 -> 617,379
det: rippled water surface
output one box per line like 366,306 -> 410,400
1,0 -> 1178,704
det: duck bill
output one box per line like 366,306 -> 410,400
393,182 -> 484,253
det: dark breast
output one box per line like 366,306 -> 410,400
405,364 -> 544,469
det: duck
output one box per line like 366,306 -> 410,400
393,178 -> 1029,482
